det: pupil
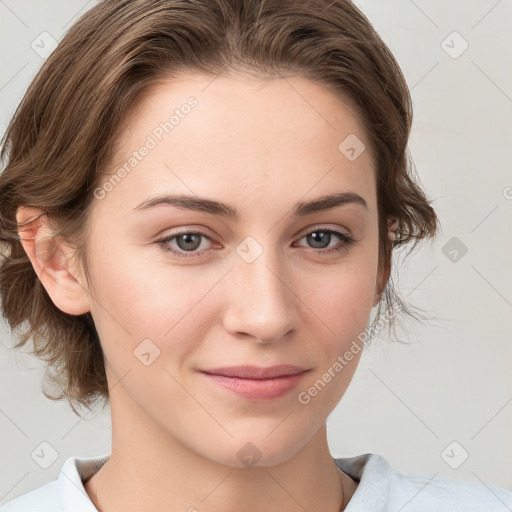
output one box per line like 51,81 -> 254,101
178,233 -> 200,251
308,231 -> 330,248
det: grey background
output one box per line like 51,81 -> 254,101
1,0 -> 511,505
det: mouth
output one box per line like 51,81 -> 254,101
198,365 -> 311,400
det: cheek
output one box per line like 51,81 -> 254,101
87,242 -> 159,313
87,219 -> 378,363
86,243 -> 225,353
300,250 -> 378,343
295,260 -> 376,415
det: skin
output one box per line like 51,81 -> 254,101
17,73 -> 389,511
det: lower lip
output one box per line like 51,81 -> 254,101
201,371 -> 308,400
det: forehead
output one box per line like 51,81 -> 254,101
97,73 -> 377,216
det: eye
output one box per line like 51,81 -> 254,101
155,226 -> 356,260
294,228 -> 355,254
155,230 -> 214,259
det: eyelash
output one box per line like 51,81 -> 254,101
155,227 -> 356,259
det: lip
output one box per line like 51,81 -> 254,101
199,365 -> 310,400
201,365 -> 308,379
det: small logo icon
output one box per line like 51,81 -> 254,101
338,134 -> 366,161
31,32 -> 58,59
442,237 -> 468,263
441,31 -> 469,59
441,441 -> 469,469
237,442 -> 263,467
31,441 -> 59,469
134,338 -> 161,366
236,236 -> 263,263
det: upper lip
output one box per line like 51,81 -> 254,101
200,365 -> 309,379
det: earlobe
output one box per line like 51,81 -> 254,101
373,261 -> 391,307
372,290 -> 382,308
16,206 -> 91,316
373,218 -> 398,306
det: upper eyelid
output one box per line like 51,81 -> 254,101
297,224 -> 352,238
159,225 -> 353,249
160,224 -> 352,240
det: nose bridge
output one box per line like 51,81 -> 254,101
223,235 -> 297,342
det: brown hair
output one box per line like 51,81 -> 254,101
0,0 -> 438,415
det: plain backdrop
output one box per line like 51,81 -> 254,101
1,0 -> 511,505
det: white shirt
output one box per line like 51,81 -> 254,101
1,452 -> 511,511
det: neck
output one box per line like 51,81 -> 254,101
85,388 -> 357,512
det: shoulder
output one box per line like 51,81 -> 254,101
335,452 -> 512,511
394,469 -> 512,511
0,453 -> 109,512
0,481 -> 61,512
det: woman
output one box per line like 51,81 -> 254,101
0,0 -> 510,510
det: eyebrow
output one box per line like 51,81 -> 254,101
131,191 -> 368,219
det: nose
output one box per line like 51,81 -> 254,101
221,245 -> 299,344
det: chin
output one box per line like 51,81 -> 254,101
196,425 -> 316,470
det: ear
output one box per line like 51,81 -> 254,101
16,206 -> 91,315
373,260 -> 391,307
372,217 -> 397,307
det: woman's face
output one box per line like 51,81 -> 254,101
82,73 -> 383,467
